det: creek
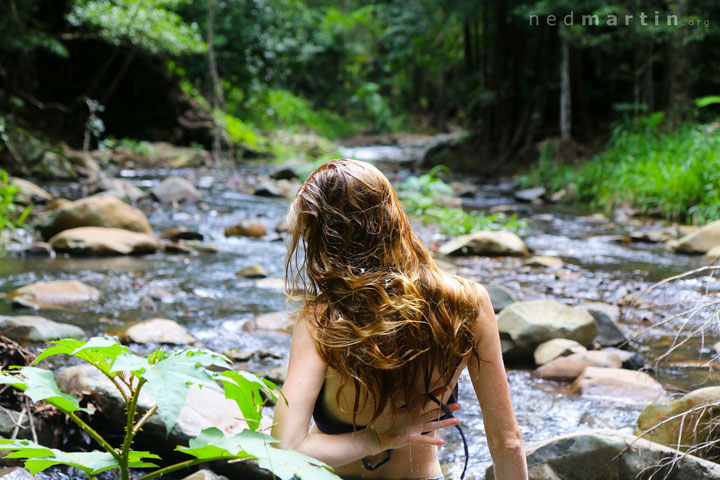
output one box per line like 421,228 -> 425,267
1,144 -> 719,479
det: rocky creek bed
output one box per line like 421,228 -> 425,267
1,146 -> 720,479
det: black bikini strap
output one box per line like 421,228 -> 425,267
361,449 -> 392,470
427,393 -> 468,480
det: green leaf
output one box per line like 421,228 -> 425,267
14,367 -> 88,414
696,95 -> 720,108
110,352 -> 150,374
136,349 -> 229,436
178,428 -> 339,480
34,337 -> 131,378
218,370 -> 279,431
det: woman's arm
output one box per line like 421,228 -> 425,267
468,284 -> 528,480
272,310 -> 457,468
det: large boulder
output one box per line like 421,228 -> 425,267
674,220 -> 720,254
112,318 -> 195,345
49,227 -> 159,256
34,196 -> 153,240
0,315 -> 84,344
56,364 -> 265,445
150,176 -> 202,204
497,300 -> 598,360
438,231 -> 529,257
636,386 -> 720,452
485,429 -> 720,480
7,280 -> 100,308
570,367 -> 665,403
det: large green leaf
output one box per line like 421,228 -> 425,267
33,337 -> 131,378
0,367 -> 88,414
218,370 -> 279,431
0,439 -> 159,475
177,428 -> 338,480
134,349 -> 230,436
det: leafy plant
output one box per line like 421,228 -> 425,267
398,166 -> 527,235
0,336 -> 338,480
0,169 -> 33,234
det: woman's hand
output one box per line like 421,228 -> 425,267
367,387 -> 461,453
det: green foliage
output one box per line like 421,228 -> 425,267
398,166 -> 528,235
0,169 -> 33,235
517,114 -> 720,223
0,336 -> 338,480
68,0 -> 205,56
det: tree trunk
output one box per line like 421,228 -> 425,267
667,0 -> 690,129
207,0 -> 224,163
559,26 -> 571,144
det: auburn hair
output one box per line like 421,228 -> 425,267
285,159 -> 481,426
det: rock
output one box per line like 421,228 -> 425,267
20,242 -> 53,258
533,351 -> 622,382
636,387 -> 720,451
34,196 -> 153,240
237,264 -> 268,279
181,470 -> 228,480
0,315 -> 84,344
514,187 -> 545,202
264,363 -> 289,384
89,176 -> 145,203
602,348 -> 645,370
274,217 -> 289,233
485,429 -> 720,480
0,467 -> 35,480
524,255 -> 564,269
49,227 -> 159,256
63,145 -> 102,176
225,348 -> 255,362
577,302 -> 619,323
9,177 -> 52,204
7,280 -> 100,308
497,300 -> 598,360
180,240 -> 218,253
486,284 -> 517,313
270,162 -> 305,180
583,307 -> 627,347
630,230 -> 673,243
160,227 -> 204,242
674,219 -> 720,254
113,318 -> 195,345
570,367 -> 665,403
0,408 -> 52,445
163,242 -> 198,255
533,339 -> 587,366
438,231 -> 529,257
253,179 -> 299,198
225,220 -> 267,238
150,176 -> 202,204
706,245 -> 720,259
56,364 -> 264,446
252,311 -> 295,333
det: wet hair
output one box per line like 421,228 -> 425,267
285,158 -> 481,425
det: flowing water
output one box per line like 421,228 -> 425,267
1,145 -> 719,479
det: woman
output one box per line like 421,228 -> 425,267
272,159 -> 527,480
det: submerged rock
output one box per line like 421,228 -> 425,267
225,220 -> 267,238
533,338 -> 586,366
49,227 -> 159,256
0,315 -> 84,344
113,318 -> 195,345
533,351 -> 622,382
636,386 -> 720,451
34,196 -> 153,240
674,219 -> 720,254
150,176 -> 202,204
7,280 -> 100,308
438,231 -> 529,257
570,367 -> 665,403
485,429 -> 720,480
496,300 -> 597,360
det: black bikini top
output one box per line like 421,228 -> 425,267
312,382 -> 469,479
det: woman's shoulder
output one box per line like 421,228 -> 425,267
437,269 -> 490,304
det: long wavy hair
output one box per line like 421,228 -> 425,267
285,159 -> 481,425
